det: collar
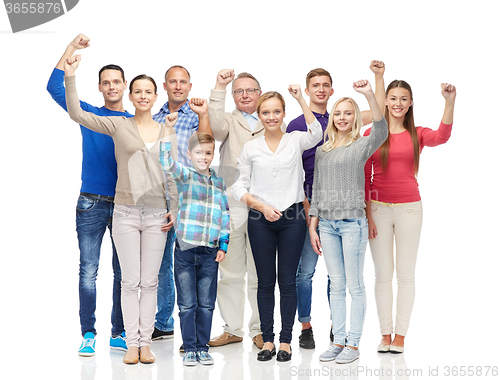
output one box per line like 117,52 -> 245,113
160,100 -> 191,115
241,110 -> 259,120
312,110 -> 329,119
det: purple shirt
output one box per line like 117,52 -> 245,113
286,111 -> 329,199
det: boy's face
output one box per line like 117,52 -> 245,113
305,75 -> 334,107
187,142 -> 215,175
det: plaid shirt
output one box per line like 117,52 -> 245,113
153,100 -> 199,167
160,142 -> 230,252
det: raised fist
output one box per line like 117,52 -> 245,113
288,84 -> 303,100
189,98 -> 208,116
165,112 -> 178,130
441,83 -> 456,101
70,34 -> 90,50
216,69 -> 235,88
370,60 -> 385,75
353,79 -> 372,95
64,54 -> 81,74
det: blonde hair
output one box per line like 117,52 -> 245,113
322,97 -> 363,152
256,91 -> 285,114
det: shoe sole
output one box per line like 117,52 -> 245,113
336,357 -> 359,364
152,335 -> 174,341
183,361 -> 197,366
110,346 -> 128,352
78,351 -> 95,357
299,343 -> 315,349
208,339 -> 243,347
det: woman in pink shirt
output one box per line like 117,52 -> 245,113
364,61 -> 456,353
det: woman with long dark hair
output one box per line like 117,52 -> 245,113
364,62 -> 456,353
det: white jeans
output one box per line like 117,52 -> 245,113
369,201 -> 423,336
112,204 -> 167,347
216,203 -> 261,338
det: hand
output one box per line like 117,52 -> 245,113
368,218 -> 377,239
189,98 -> 208,116
263,205 -> 282,222
64,54 -> 81,75
216,69 -> 235,90
164,112 -> 178,130
215,250 -> 226,263
161,211 -> 175,232
370,60 -> 385,75
353,79 -> 373,95
309,228 -> 322,256
288,84 -> 303,100
441,83 -> 456,102
69,34 -> 90,50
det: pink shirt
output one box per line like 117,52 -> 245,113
364,122 -> 452,203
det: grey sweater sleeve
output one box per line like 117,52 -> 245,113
366,117 -> 388,157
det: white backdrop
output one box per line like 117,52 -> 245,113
1,1 -> 498,379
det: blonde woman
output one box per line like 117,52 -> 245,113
309,80 -> 387,364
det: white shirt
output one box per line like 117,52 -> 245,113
232,119 -> 322,211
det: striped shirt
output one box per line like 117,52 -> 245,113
153,101 -> 199,167
160,142 -> 230,252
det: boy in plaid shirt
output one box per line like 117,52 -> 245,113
160,114 -> 230,366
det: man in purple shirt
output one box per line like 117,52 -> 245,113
286,68 -> 334,349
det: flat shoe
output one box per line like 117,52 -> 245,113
377,343 -> 390,353
389,344 -> 404,354
139,347 -> 155,364
257,345 -> 276,361
123,347 -> 139,365
276,348 -> 292,362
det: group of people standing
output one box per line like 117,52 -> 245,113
47,34 -> 456,366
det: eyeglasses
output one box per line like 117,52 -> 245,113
232,88 -> 260,96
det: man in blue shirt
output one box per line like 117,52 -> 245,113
47,34 -> 132,356
151,65 -> 211,341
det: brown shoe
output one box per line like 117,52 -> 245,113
139,346 -> 155,364
123,347 -> 139,365
252,334 -> 264,349
208,332 -> 243,347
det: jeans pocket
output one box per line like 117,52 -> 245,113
76,195 -> 96,212
404,201 -> 422,215
113,204 -> 129,219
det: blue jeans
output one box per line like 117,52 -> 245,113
174,243 -> 219,353
155,227 -> 176,332
76,194 -> 124,336
319,217 -> 368,348
248,203 -> 306,344
296,226 -> 319,323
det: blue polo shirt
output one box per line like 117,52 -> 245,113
47,68 -> 133,197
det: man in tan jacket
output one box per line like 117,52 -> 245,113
207,69 -> 264,348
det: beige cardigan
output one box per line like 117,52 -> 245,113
208,88 -> 265,207
65,76 -> 178,211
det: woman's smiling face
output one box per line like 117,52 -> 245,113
258,97 -> 286,132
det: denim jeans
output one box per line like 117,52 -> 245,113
76,194 -> 124,337
174,243 -> 219,353
155,227 -> 176,332
247,203 -> 306,344
319,217 -> 368,348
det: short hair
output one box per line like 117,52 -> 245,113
129,74 -> 157,94
164,65 -> 191,82
232,72 -> 261,92
256,91 -> 285,114
99,64 -> 125,83
305,68 -> 332,88
188,132 -> 215,151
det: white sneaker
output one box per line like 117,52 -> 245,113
319,344 -> 344,361
335,346 -> 360,364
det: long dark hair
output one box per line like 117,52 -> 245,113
380,80 -> 420,174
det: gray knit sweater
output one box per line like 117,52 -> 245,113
309,117 -> 388,220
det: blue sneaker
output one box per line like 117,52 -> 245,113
183,352 -> 197,366
79,332 -> 96,357
110,332 -> 127,352
197,351 -> 214,365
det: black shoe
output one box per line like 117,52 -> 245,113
179,344 -> 184,353
299,327 -> 315,349
257,345 -> 276,361
276,348 -> 292,362
152,327 -> 174,341
330,328 -> 334,342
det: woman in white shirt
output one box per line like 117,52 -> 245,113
232,85 -> 322,362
